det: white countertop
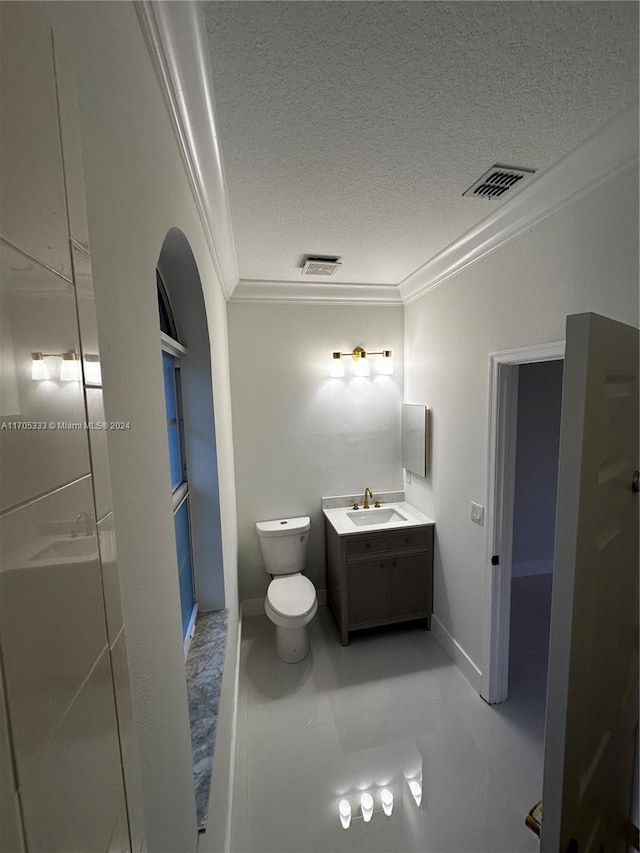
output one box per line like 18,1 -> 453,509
323,500 -> 435,536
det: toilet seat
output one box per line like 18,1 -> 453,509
267,574 -> 316,619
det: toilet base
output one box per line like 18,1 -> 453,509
275,625 -> 310,663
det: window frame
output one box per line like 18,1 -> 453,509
158,273 -> 198,652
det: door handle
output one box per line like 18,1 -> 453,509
525,800 -> 542,838
633,470 -> 639,493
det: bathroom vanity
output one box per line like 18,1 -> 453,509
323,498 -> 435,646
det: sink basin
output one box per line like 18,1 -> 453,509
323,498 -> 434,537
347,507 -> 408,527
30,536 -> 97,563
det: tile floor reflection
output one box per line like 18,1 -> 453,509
231,606 -> 544,852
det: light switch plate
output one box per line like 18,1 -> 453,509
470,502 -> 484,524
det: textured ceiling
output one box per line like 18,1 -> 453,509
204,2 -> 638,287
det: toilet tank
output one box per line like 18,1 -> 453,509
256,516 -> 310,575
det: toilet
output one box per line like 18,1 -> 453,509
256,516 -> 318,663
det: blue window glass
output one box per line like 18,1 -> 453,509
174,499 -> 195,637
157,272 -> 176,337
162,352 -> 182,490
159,279 -> 196,644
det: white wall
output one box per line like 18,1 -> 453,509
404,164 -> 639,677
511,360 -> 563,578
228,303 -> 404,601
46,4 -> 239,851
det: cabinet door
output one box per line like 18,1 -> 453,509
347,559 -> 388,626
389,553 -> 429,619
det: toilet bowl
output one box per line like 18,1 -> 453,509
256,516 -> 318,663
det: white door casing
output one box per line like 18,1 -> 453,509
482,341 -> 564,704
541,313 -> 639,852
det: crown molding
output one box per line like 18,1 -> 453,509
134,1 -> 239,299
229,279 -> 402,306
399,103 -> 639,305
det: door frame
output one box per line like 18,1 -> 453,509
480,340 -> 565,704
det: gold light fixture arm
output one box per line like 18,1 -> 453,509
329,346 -> 393,376
331,346 -> 393,359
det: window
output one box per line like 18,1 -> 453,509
158,274 -> 197,648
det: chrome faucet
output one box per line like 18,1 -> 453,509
363,487 -> 373,509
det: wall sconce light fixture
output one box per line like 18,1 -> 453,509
84,354 -> 102,386
31,352 -> 51,381
31,351 -> 82,382
329,346 -> 393,377
60,352 -> 82,382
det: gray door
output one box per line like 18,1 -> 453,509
541,313 -> 639,852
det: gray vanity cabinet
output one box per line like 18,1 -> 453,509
325,522 -> 434,645
347,559 -> 388,625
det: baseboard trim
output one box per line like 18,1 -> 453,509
241,588 -> 327,617
431,614 -> 482,693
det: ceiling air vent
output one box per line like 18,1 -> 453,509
301,256 -> 342,276
463,165 -> 536,200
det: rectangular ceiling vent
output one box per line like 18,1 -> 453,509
463,165 -> 536,200
301,256 -> 342,276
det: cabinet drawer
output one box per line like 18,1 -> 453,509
347,530 -> 429,557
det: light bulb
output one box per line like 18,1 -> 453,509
360,792 -> 374,822
381,788 -> 393,816
355,354 -> 369,377
31,353 -> 50,381
329,353 -> 344,378
60,352 -> 81,382
338,799 -> 351,829
379,350 -> 394,375
409,780 -> 422,807
84,355 -> 102,385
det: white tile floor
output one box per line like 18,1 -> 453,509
231,590 -> 551,853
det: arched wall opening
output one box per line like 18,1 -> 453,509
157,227 -> 225,611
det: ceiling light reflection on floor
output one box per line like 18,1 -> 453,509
381,788 -> 394,816
409,780 -> 423,807
360,792 -> 374,822
338,799 -> 351,829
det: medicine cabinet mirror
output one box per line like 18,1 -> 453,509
401,403 -> 428,477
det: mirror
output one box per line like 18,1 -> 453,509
401,403 -> 428,477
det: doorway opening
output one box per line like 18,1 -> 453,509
508,359 -> 563,717
481,341 -> 564,706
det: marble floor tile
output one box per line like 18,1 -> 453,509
231,600 -> 549,852
186,609 -> 228,830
